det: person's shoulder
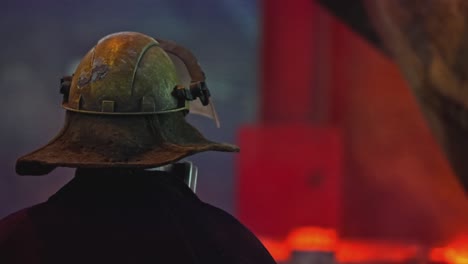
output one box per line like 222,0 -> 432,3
0,208 -> 31,244
0,208 -> 34,263
0,202 -> 49,246
198,202 -> 277,263
199,202 -> 261,232
0,205 -> 47,263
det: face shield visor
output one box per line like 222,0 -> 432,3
157,39 -> 221,128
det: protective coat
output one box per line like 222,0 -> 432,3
0,169 -> 276,264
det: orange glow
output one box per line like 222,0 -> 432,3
261,227 -> 468,263
261,226 -> 421,263
258,236 -> 290,262
430,247 -> 468,264
336,241 -> 419,263
430,236 -> 468,264
286,227 -> 337,252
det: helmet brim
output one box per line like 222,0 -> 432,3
16,111 -> 239,176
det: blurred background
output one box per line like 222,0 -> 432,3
2,0 -> 468,263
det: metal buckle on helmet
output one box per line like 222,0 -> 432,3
172,81 -> 211,106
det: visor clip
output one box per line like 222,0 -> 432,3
60,75 -> 73,103
172,81 -> 211,106
189,81 -> 211,106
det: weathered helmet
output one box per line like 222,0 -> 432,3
16,32 -> 239,176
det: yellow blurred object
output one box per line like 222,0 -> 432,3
431,236 -> 468,264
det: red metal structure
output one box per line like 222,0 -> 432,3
238,0 -> 342,239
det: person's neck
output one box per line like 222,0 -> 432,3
70,168 -> 171,190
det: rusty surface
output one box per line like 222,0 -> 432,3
65,32 -> 180,114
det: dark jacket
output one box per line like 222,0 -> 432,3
0,169 -> 276,264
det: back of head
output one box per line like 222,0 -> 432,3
16,32 -> 239,176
